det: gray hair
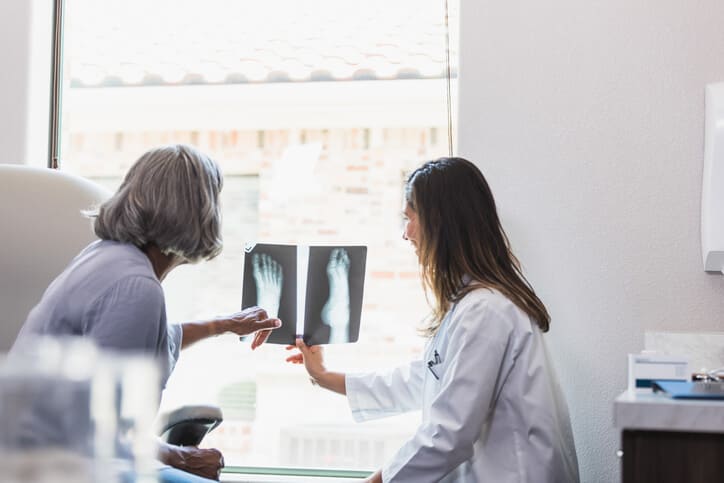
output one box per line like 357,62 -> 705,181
90,144 -> 223,263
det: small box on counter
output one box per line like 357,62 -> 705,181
628,352 -> 689,393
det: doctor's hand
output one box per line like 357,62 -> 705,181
285,338 -> 326,379
285,339 -> 348,395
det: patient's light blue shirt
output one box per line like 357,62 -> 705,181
15,240 -> 182,387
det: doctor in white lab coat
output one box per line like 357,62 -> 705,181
287,157 -> 580,483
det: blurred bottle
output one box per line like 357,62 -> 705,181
0,336 -> 160,483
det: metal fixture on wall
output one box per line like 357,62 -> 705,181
443,0 -> 454,157
48,0 -> 65,169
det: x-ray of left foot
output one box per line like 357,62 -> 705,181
252,253 -> 283,319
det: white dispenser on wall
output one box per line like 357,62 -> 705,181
702,82 -> 724,273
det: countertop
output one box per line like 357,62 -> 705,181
613,389 -> 724,433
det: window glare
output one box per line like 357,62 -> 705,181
60,0 -> 458,471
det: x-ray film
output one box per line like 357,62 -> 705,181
241,243 -> 367,345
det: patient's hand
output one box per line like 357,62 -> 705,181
222,307 -> 282,349
321,248 -> 351,343
159,442 -> 225,481
252,253 -> 283,319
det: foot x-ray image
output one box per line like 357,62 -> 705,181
241,243 -> 367,345
304,246 -> 366,345
241,244 -> 297,345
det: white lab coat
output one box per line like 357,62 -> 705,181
346,288 -> 580,483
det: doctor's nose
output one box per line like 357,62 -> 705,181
402,231 -> 408,241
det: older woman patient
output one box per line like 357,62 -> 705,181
12,144 -> 281,482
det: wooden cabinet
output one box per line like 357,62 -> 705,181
621,429 -> 724,483
614,391 -> 724,483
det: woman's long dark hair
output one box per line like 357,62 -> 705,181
406,157 -> 550,336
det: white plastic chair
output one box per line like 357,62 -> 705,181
0,164 -> 110,353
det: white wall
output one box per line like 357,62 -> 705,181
0,0 -> 52,166
457,1 -> 724,482
0,1 -> 32,164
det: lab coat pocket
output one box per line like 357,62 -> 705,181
426,349 -> 444,382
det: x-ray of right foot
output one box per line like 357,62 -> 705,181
252,253 -> 283,319
321,248 -> 351,343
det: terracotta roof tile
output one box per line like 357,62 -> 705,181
67,0 -> 458,87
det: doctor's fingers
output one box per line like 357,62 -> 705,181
285,347 -> 324,372
284,344 -> 304,363
295,338 -> 314,354
285,352 -> 304,364
295,340 -> 325,361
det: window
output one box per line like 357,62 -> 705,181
57,0 -> 458,473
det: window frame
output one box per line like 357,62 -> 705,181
48,0 -> 458,477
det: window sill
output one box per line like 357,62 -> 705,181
221,467 -> 369,483
222,476 -> 364,483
